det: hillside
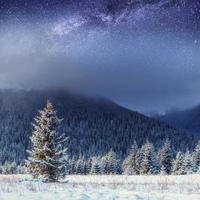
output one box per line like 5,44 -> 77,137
157,105 -> 200,136
0,90 -> 196,164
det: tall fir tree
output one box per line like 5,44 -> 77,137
90,157 -> 101,175
157,139 -> 173,174
101,150 -> 120,174
140,141 -> 157,175
123,141 -> 139,175
26,101 -> 68,182
135,148 -> 142,174
183,150 -> 194,174
172,151 -> 185,175
193,141 -> 200,170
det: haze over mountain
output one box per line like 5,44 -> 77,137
0,0 -> 200,113
0,1 -> 200,163
157,105 -> 200,136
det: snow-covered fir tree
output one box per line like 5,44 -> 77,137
75,156 -> 89,175
75,158 -> 83,175
135,148 -> 142,174
123,141 -> 139,175
140,141 -> 157,175
172,151 -> 185,175
26,101 -> 68,182
157,139 -> 173,174
84,159 -> 92,175
68,157 -> 76,174
90,157 -> 101,174
183,150 -> 195,174
101,150 -> 120,174
159,165 -> 167,175
193,141 -> 200,170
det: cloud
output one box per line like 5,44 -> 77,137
0,5 -> 200,113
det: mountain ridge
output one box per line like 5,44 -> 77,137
0,89 -> 196,164
157,105 -> 200,136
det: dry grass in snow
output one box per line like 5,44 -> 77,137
0,174 -> 199,200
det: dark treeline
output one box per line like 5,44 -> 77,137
0,90 -> 196,164
1,139 -> 200,175
64,139 -> 200,175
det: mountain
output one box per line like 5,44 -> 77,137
157,105 -> 200,136
0,89 -> 196,164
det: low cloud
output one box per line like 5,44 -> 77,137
0,5 -> 200,113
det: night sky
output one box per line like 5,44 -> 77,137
0,0 -> 200,113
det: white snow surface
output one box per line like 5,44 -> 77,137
0,175 -> 199,200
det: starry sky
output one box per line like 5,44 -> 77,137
0,0 -> 200,113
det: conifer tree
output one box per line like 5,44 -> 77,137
63,156 -> 70,175
183,150 -> 194,174
68,157 -> 76,174
82,158 -> 90,175
101,150 -> 119,174
193,141 -> 200,169
75,158 -> 83,175
26,101 -> 68,182
172,151 -> 184,175
159,165 -> 167,175
123,141 -> 139,175
157,139 -> 173,174
101,154 -> 109,174
75,156 -> 87,174
84,158 -> 92,175
135,148 -> 142,174
90,157 -> 101,174
140,141 -> 157,175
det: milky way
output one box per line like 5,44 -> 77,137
0,0 -> 200,113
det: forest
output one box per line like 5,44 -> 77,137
0,92 -> 199,177
0,90 -> 196,165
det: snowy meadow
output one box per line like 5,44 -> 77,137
0,175 -> 200,200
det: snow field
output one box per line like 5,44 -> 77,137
0,175 -> 199,200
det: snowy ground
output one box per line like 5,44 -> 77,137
0,175 -> 200,200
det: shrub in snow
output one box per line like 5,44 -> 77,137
159,165 -> 167,175
197,166 -> 200,174
16,164 -> 27,174
26,101 -> 68,182
0,162 -> 18,174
